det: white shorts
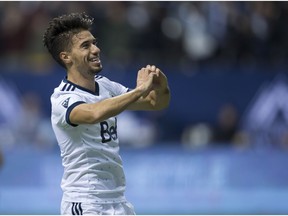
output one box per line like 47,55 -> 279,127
61,199 -> 136,215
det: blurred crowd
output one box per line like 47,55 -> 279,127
1,1 -> 288,153
0,1 -> 288,74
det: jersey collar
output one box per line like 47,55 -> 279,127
63,76 -> 99,96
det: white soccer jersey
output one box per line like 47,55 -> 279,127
51,75 -> 130,204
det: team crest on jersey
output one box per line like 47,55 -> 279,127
62,97 -> 70,108
109,92 -> 114,97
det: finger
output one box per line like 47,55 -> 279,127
141,67 -> 150,74
149,71 -> 155,77
145,68 -> 151,73
153,68 -> 160,76
138,67 -> 145,73
146,64 -> 157,72
151,65 -> 156,72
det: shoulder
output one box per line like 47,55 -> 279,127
95,75 -> 117,91
95,75 -> 128,89
51,80 -> 86,109
95,75 -> 113,84
52,78 -> 92,101
51,88 -> 86,127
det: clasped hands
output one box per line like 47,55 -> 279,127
136,64 -> 168,94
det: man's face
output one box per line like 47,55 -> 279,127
69,30 -> 102,75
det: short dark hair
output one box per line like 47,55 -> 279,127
43,12 -> 94,68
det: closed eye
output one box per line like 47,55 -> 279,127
81,39 -> 97,49
81,42 -> 90,49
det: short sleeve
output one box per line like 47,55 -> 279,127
65,101 -> 85,126
51,93 -> 86,127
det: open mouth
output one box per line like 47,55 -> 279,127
89,57 -> 101,64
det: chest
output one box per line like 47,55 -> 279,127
86,85 -> 114,104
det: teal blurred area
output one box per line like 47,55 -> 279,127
1,145 -> 288,214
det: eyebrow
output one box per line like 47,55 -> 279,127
79,38 -> 97,47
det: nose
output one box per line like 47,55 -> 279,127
91,44 -> 100,54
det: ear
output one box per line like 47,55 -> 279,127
59,51 -> 72,65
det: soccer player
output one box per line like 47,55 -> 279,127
43,12 -> 170,215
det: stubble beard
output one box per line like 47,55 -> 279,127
89,65 -> 103,76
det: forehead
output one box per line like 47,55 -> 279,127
71,30 -> 94,45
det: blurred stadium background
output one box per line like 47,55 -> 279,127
1,1 -> 288,214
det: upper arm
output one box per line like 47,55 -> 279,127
69,102 -> 111,125
66,101 -> 87,126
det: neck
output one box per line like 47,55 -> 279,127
67,70 -> 95,92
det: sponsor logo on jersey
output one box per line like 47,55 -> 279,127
100,118 -> 117,143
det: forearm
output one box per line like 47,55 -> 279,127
150,86 -> 171,110
70,88 -> 146,124
128,86 -> 170,111
93,88 -> 145,120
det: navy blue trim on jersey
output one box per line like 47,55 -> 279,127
79,203 -> 83,215
63,77 -> 99,96
66,101 -> 86,127
95,75 -> 103,80
61,83 -> 68,91
61,82 -> 77,92
71,202 -> 83,215
72,202 -> 76,215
